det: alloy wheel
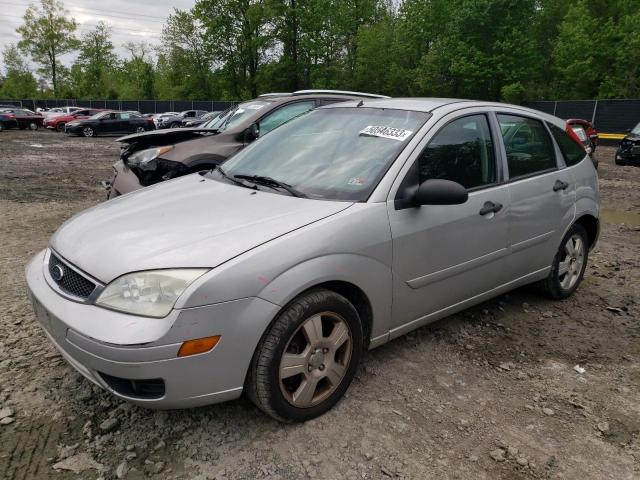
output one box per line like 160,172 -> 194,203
83,127 -> 94,137
278,311 -> 353,408
136,126 -> 145,133
29,122 -> 38,130
558,233 -> 585,290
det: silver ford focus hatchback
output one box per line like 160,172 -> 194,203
26,98 -> 599,422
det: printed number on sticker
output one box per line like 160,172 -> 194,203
359,125 -> 413,141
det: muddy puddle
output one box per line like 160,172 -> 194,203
601,208 -> 640,227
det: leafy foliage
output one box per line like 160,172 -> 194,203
2,0 -> 639,101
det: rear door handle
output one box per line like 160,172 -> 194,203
479,201 -> 503,216
553,180 -> 569,191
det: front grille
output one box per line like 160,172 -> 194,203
48,252 -> 97,299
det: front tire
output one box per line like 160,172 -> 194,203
246,289 -> 363,422
540,224 -> 589,299
135,126 -> 146,133
82,127 -> 94,137
56,122 -> 66,132
170,122 -> 181,129
29,122 -> 39,130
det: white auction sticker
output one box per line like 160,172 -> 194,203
359,125 -> 413,141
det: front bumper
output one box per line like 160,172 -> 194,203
615,148 -> 640,165
106,160 -> 143,198
65,124 -> 84,135
26,250 -> 280,409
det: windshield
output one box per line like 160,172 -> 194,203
631,123 -> 640,135
89,111 -> 110,120
215,107 -> 429,201
216,100 -> 270,131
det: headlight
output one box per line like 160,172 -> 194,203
127,146 -> 174,170
95,269 -> 208,318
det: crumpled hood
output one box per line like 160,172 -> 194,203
51,175 -> 353,283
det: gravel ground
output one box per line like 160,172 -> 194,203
0,130 -> 638,480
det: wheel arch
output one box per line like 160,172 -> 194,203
574,214 -> 599,250
253,254 -> 393,350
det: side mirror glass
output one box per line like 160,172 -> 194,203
245,123 -> 260,142
413,179 -> 468,206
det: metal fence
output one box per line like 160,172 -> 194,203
522,99 -> 640,133
3,97 -> 638,133
0,98 -> 238,114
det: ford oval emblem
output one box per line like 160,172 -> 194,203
51,264 -> 65,281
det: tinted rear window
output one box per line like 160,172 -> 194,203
548,123 -> 586,166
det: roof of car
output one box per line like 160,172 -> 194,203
323,97 -> 560,117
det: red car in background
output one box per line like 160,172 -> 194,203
44,108 -> 107,132
567,118 -> 598,151
0,108 -> 44,130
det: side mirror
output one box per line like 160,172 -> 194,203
245,123 -> 260,142
413,179 -> 468,206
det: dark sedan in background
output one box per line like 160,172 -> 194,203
181,111 -> 220,128
157,110 -> 208,129
65,111 -> 155,137
616,122 -> 640,166
0,108 -> 44,130
0,111 -> 19,131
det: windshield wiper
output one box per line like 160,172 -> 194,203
212,165 -> 256,190
234,174 -> 307,198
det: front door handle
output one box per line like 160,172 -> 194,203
479,201 -> 503,216
553,180 -> 569,191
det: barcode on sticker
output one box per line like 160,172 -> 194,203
359,125 -> 413,141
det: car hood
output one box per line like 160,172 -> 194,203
117,127 -> 219,144
50,174 -> 353,283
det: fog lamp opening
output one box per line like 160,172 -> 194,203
177,336 -> 221,357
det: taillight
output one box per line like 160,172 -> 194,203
566,126 -> 585,150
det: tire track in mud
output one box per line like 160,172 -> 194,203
0,420 -> 59,480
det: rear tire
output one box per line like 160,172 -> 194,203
170,122 -> 181,129
135,126 -> 146,133
539,224 -> 589,300
246,289 -> 363,422
29,122 -> 38,130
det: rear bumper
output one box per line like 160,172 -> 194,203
26,250 -> 280,409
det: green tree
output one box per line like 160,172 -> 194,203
16,0 -> 79,97
158,9 -> 213,99
194,0 -> 276,97
0,44 -> 39,98
551,1 -> 600,98
117,42 -> 155,99
71,22 -> 118,98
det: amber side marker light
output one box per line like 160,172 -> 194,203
177,336 -> 221,357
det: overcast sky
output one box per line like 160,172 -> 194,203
0,0 -> 195,72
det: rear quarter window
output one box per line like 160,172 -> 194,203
548,123 -> 586,166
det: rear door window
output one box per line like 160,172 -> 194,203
497,114 -> 557,178
548,123 -> 586,166
417,114 -> 496,189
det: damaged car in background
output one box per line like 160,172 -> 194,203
105,90 -> 389,198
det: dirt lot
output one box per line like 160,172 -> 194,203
0,130 -> 638,480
